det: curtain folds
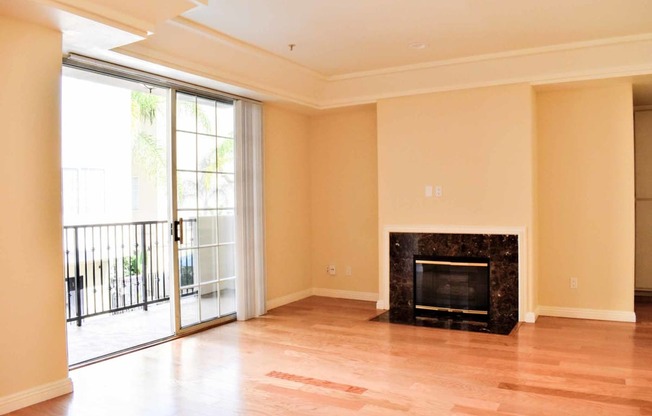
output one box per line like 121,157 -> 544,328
235,101 -> 266,320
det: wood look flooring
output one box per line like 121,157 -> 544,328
10,296 -> 652,415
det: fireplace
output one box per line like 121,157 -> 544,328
414,256 -> 490,317
371,231 -> 519,335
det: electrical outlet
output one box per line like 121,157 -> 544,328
327,265 -> 336,276
570,277 -> 578,289
435,185 -> 443,197
345,266 -> 352,276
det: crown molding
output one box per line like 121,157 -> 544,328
327,33 -> 652,81
319,38 -> 652,108
318,64 -> 652,109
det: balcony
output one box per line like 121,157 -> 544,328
64,220 -> 184,365
64,218 -> 237,365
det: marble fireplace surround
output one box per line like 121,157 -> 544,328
378,225 -> 534,323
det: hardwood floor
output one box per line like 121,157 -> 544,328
10,296 -> 652,415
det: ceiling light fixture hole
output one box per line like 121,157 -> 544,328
409,42 -> 428,50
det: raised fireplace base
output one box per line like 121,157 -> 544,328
381,231 -> 520,335
371,309 -> 517,335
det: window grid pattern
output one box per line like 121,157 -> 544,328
176,92 -> 236,327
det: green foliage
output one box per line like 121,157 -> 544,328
131,91 -> 160,124
180,265 -> 194,286
123,251 -> 142,276
132,131 -> 166,178
131,91 -> 166,179
177,99 -> 212,133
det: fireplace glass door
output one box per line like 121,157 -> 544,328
414,257 -> 489,316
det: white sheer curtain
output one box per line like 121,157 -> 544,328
235,100 -> 266,320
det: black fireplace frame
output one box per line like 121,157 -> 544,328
412,255 -> 491,319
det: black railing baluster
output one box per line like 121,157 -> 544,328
141,224 -> 148,311
64,230 -> 71,320
161,222 -> 167,299
113,225 -> 121,309
120,225 -> 129,306
91,226 -> 97,315
148,223 -> 154,302
190,250 -> 194,296
83,228 -> 89,317
74,226 -> 83,327
154,223 -> 160,300
148,224 -> 154,300
133,224 -> 138,305
108,227 -> 116,310
99,226 -> 105,312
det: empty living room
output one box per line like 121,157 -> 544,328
2,1 -> 652,415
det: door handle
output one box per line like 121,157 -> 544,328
172,218 -> 184,245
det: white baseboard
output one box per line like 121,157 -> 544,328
0,377 -> 73,415
538,306 -> 636,323
312,288 -> 379,302
524,308 -> 539,323
376,299 -> 388,310
266,288 -> 314,310
266,288 -> 380,310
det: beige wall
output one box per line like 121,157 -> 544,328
377,84 -> 535,228
635,110 -> 652,290
0,17 -> 68,397
537,83 -> 635,311
530,91 -> 540,317
309,106 -> 378,294
263,105 -> 312,300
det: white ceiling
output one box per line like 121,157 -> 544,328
182,0 -> 652,76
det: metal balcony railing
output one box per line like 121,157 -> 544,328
63,220 -> 174,326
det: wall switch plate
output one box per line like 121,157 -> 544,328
435,185 -> 443,197
345,266 -> 352,276
570,277 -> 578,289
327,265 -> 336,275
425,185 -> 433,197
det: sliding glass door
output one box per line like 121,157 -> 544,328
173,92 -> 237,328
62,65 -> 239,364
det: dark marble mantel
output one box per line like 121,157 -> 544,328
373,232 -> 519,335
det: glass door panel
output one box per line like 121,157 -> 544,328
61,66 -> 173,365
174,92 -> 236,328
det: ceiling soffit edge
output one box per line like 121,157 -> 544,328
112,44 -> 322,109
169,17 -> 327,80
35,0 -> 199,36
36,0 -> 151,36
